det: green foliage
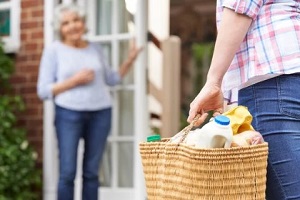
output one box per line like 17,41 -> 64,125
179,42 -> 215,130
192,42 -> 215,95
0,42 -> 41,200
179,111 -> 189,130
0,43 -> 13,89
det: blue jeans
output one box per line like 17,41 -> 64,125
54,105 -> 112,200
238,73 -> 300,200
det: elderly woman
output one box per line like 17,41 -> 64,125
37,3 -> 142,200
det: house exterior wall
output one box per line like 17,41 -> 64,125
12,0 -> 44,166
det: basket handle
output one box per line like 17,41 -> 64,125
177,114 -> 201,143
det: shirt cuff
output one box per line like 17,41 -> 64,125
222,0 -> 263,20
114,73 -> 122,85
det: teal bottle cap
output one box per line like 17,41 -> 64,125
147,134 -> 161,142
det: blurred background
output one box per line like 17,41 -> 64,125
0,0 -> 216,199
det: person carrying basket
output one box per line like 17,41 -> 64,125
188,0 -> 300,199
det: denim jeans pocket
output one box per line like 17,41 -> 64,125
278,74 -> 300,119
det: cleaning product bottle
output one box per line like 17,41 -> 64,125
192,115 -> 233,148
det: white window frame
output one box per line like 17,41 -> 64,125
0,0 -> 20,53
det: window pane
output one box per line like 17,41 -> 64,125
97,0 -> 112,35
117,90 -> 134,136
98,42 -> 112,66
118,0 -> 133,33
99,141 -> 134,188
0,10 -> 10,36
118,142 -> 133,187
119,40 -> 134,84
99,143 -> 112,187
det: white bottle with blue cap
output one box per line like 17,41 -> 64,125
191,115 -> 233,148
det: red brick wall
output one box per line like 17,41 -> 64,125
11,0 -> 44,165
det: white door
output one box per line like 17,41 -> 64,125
86,0 -> 141,199
43,0 -> 148,200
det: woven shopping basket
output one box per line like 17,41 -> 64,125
139,118 -> 269,200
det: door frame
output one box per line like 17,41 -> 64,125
42,0 -> 148,200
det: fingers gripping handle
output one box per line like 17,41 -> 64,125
179,114 -> 201,143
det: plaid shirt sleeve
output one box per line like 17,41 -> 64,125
222,0 -> 264,19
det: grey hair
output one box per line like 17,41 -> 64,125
53,3 -> 86,39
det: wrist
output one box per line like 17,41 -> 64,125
206,73 -> 223,87
128,53 -> 138,62
68,77 -> 79,88
125,58 -> 134,67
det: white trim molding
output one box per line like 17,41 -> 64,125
0,0 -> 20,53
43,1 -> 57,200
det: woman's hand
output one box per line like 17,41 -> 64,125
51,69 -> 95,97
188,82 -> 224,127
71,69 -> 95,86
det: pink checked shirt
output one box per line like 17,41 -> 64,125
217,0 -> 300,103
